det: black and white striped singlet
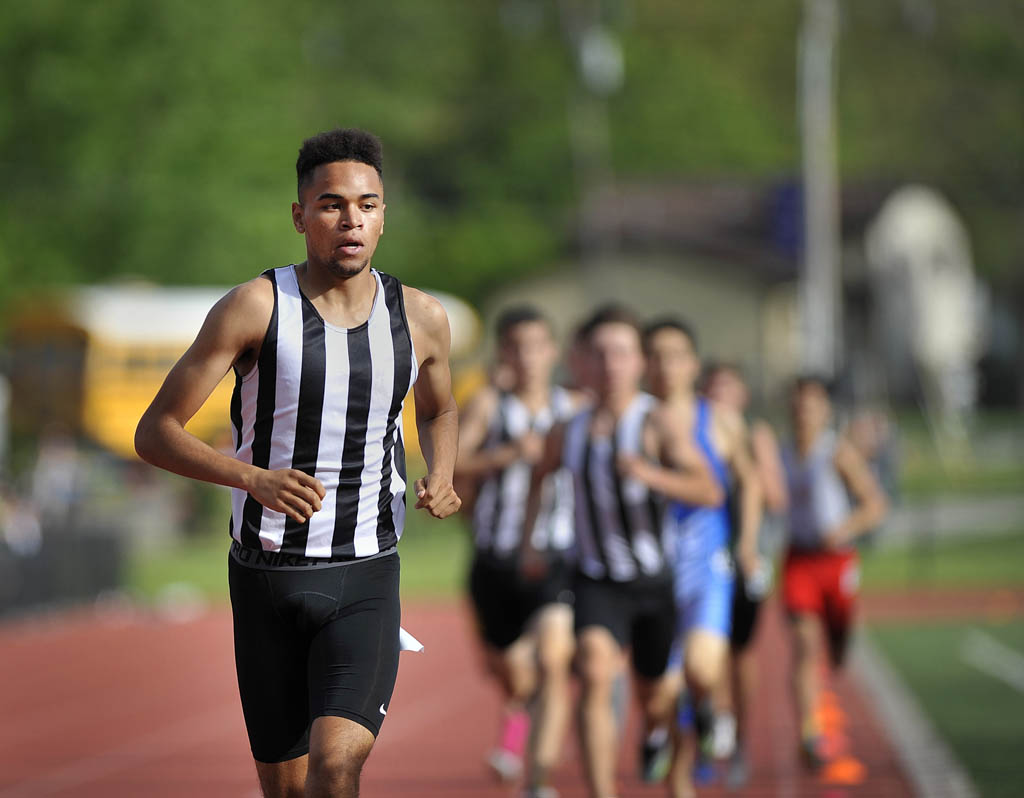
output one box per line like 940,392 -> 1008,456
564,392 -> 669,582
229,265 -> 418,562
471,387 -> 575,560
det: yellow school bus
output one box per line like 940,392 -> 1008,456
7,282 -> 482,461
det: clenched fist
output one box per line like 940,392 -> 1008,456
246,468 -> 325,523
414,474 -> 462,519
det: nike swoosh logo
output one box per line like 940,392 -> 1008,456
379,703 -> 387,716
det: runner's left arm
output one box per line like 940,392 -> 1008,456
618,409 -> 723,506
826,438 -> 888,548
719,406 -> 763,578
404,286 -> 461,519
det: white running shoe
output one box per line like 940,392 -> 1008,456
487,748 -> 523,783
710,713 -> 737,759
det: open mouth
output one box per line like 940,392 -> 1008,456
337,241 -> 364,255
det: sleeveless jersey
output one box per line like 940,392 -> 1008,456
229,265 -> 418,562
472,387 -> 576,560
782,430 -> 851,551
564,392 -> 668,582
667,399 -> 732,585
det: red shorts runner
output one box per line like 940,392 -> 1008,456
783,548 -> 859,634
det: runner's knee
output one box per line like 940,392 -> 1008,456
536,632 -> 575,678
503,643 -> 539,699
254,760 -> 305,798
306,717 -> 373,791
306,746 -> 368,791
576,629 -> 620,692
685,638 -> 726,692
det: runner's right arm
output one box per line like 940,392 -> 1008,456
518,422 -> 565,578
751,419 -> 788,513
617,407 -> 723,506
134,277 -> 325,524
453,388 -> 542,479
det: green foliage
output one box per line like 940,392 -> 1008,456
2,1 -> 1022,314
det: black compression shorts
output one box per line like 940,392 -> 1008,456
228,550 -> 401,763
468,553 -> 574,650
729,572 -> 763,651
573,571 -> 677,680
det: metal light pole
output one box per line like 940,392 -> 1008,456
798,0 -> 842,378
558,0 -> 624,275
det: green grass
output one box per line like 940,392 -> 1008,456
899,462 -> 1024,501
870,620 -> 1024,798
393,511 -> 471,599
125,502 -> 471,604
127,527 -> 233,603
860,529 -> 1024,593
896,411 -> 1024,501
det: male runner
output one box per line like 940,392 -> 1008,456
135,128 -> 460,798
702,361 -> 787,787
637,320 -> 761,798
523,305 -> 721,798
455,306 -> 580,797
781,376 -> 887,768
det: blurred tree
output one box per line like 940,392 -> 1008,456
1,0 -> 1021,319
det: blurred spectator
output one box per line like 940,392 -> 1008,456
30,426 -> 81,530
0,485 -> 42,558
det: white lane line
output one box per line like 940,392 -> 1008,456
0,704 -> 240,798
852,635 -> 979,798
960,628 -> 1024,694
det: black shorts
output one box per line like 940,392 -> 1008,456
228,550 -> 401,763
573,572 -> 677,680
729,575 -> 762,652
468,554 -> 574,650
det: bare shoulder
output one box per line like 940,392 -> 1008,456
833,435 -> 864,468
402,285 -> 450,335
212,274 -> 273,321
646,401 -> 679,438
710,400 -> 744,435
195,275 -> 272,340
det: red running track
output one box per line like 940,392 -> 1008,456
0,597 -> 912,797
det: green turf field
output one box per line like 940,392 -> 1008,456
897,412 -> 1024,500
871,620 -> 1024,798
860,523 -> 1024,797
860,529 -> 1024,592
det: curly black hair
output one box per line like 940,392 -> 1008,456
296,128 -> 383,199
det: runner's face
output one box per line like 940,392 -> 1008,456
706,369 -> 748,411
292,161 -> 385,279
589,322 -> 644,399
499,321 -> 557,390
645,328 -> 699,399
791,383 -> 830,438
